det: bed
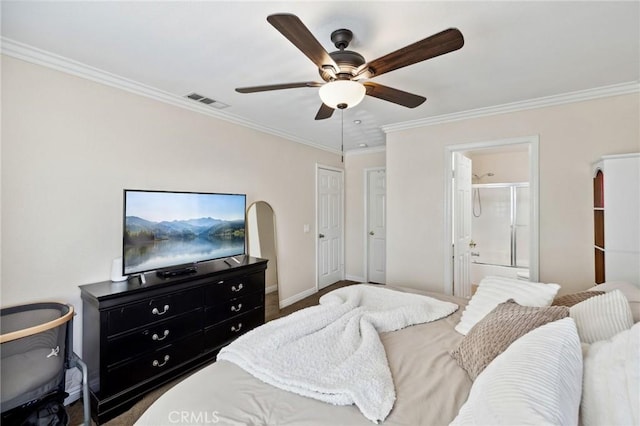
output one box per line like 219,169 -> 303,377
136,279 -> 639,426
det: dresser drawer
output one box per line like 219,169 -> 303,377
205,272 -> 262,304
205,292 -> 264,327
106,309 -> 203,365
104,332 -> 203,395
107,288 -> 203,335
204,308 -> 263,351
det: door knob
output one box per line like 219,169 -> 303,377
369,231 -> 375,235
319,233 -> 325,238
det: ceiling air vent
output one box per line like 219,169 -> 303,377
184,92 -> 229,109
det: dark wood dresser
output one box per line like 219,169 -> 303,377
79,256 -> 267,424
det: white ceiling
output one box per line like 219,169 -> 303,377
2,1 -> 639,153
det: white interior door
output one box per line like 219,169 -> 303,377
317,166 -> 344,289
367,169 -> 386,284
453,152 -> 472,297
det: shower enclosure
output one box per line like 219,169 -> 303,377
470,182 -> 529,283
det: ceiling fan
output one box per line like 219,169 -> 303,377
236,13 -> 464,120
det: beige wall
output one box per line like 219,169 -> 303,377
0,56 -> 341,350
344,149 -> 386,281
468,150 -> 529,184
387,93 -> 639,295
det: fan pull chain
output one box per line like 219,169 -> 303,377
341,108 -> 344,163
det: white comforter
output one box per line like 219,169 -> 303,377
581,322 -> 640,426
217,284 -> 458,423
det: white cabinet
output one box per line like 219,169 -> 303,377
593,153 -> 640,286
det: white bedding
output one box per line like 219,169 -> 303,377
581,322 -> 640,426
136,282 -> 640,426
136,287 -> 472,426
217,284 -> 458,423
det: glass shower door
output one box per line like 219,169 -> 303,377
471,183 -> 530,268
472,185 -> 511,266
515,185 -> 530,267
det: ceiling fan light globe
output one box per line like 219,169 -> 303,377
319,80 -> 366,109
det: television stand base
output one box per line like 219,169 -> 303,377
156,264 -> 197,279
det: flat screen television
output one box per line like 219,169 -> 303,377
122,189 -> 246,276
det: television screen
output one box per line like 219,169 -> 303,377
123,190 -> 246,275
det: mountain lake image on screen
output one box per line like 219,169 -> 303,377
123,190 -> 246,275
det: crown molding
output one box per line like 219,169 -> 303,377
382,81 -> 640,134
4,37 -> 637,150
1,37 -> 340,155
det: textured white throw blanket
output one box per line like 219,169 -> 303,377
217,284 -> 458,423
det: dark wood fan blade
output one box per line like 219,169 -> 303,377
358,28 -> 463,78
363,82 -> 426,108
267,14 -> 339,73
236,82 -> 322,93
315,103 -> 334,120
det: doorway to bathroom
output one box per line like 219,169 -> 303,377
444,136 -> 539,298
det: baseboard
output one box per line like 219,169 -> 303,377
63,367 -> 83,406
265,285 -> 277,294
345,274 -> 365,282
64,388 -> 82,406
279,287 -> 317,309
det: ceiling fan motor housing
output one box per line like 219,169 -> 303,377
319,50 -> 366,81
317,28 -> 368,82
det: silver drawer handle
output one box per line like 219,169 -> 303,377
151,305 -> 170,315
152,329 -> 170,341
231,283 -> 244,292
231,323 -> 243,333
152,355 -> 170,367
231,303 -> 243,312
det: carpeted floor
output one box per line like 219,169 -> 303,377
67,280 -> 357,425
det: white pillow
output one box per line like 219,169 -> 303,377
455,276 -> 560,335
581,323 -> 640,426
450,318 -> 582,426
570,290 -> 634,343
589,281 -> 640,323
